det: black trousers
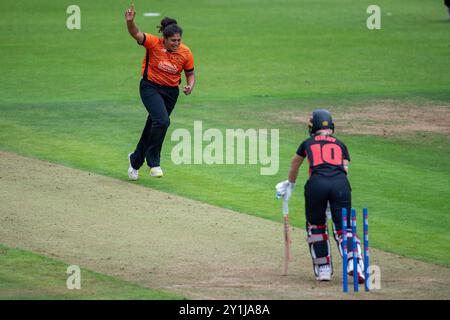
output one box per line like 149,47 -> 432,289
304,174 -> 352,228
304,174 -> 352,261
130,79 -> 179,169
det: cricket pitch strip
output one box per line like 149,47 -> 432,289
0,151 -> 449,299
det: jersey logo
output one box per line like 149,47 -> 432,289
157,61 -> 179,74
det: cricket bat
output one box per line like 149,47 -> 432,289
283,198 -> 292,276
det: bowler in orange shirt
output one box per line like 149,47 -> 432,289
125,5 -> 195,179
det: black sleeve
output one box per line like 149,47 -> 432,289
296,140 -> 307,158
342,142 -> 350,161
137,33 -> 146,46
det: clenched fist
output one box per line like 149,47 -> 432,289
125,4 -> 136,22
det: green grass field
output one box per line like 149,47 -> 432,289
0,244 -> 184,299
1,0 -> 449,298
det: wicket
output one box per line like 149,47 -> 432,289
341,207 -> 369,293
363,208 -> 369,292
342,208 -> 348,293
352,208 -> 359,292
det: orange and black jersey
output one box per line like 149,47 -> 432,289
296,135 -> 350,177
139,33 -> 194,87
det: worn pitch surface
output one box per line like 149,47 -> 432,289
0,151 -> 449,299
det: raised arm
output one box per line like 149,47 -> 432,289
125,4 -> 145,44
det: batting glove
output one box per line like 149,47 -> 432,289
275,180 -> 295,201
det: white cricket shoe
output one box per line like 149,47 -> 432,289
128,153 -> 138,181
316,265 -> 332,281
347,260 -> 365,284
149,166 -> 163,178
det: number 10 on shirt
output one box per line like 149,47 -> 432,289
310,143 -> 343,166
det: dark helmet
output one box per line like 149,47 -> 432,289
308,109 -> 334,136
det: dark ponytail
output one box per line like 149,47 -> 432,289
157,17 -> 183,38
